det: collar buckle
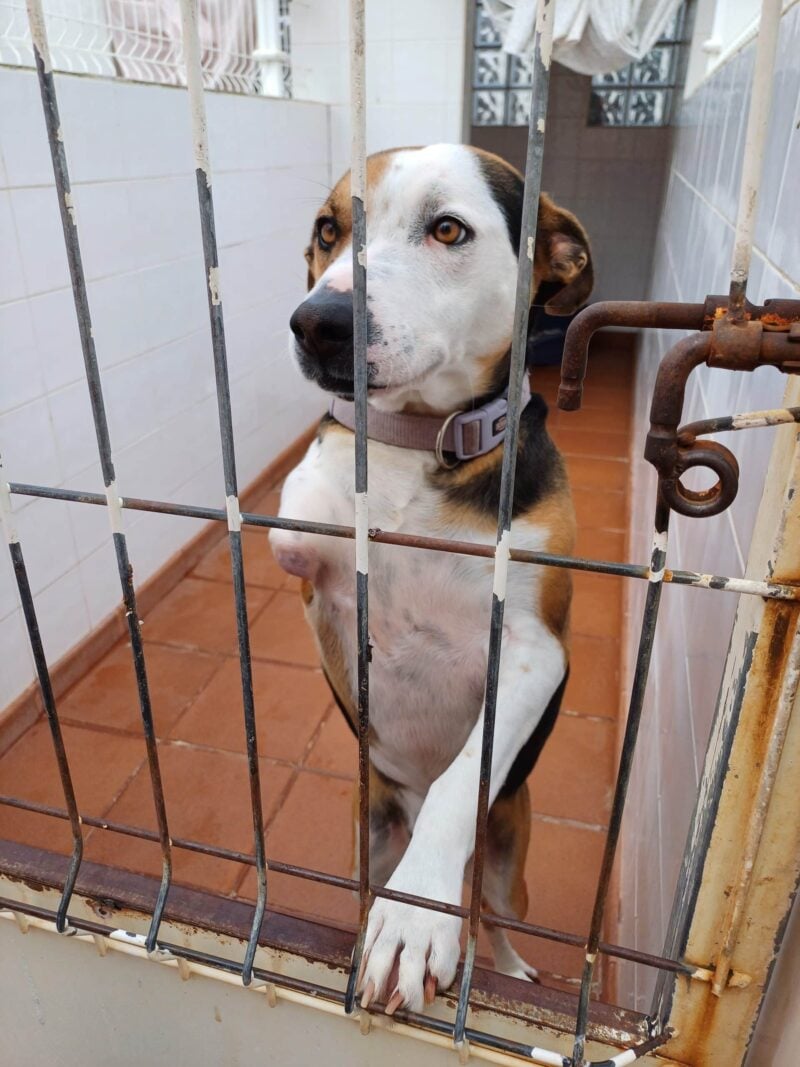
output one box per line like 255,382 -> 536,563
450,394 -> 511,461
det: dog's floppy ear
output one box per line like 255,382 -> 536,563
534,194 -> 594,316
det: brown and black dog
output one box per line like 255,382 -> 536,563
271,144 -> 592,1014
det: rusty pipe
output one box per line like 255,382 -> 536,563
558,300 -> 706,411
557,296 -> 800,413
643,332 -> 738,518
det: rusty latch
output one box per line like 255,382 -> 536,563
558,296 -> 800,519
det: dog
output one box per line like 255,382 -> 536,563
270,144 -> 593,1015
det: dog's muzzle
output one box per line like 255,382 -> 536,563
290,289 -> 358,396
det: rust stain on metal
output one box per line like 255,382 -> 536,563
664,598 -> 800,1066
559,296 -> 800,413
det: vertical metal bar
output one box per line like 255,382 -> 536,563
727,0 -> 780,319
177,0 -> 267,986
571,500 -> 670,1066
0,464 -> 83,933
24,0 -> 172,953
344,0 -> 371,1016
453,0 -> 555,1047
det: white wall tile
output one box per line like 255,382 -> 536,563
0,68 -> 53,189
29,288 -> 85,392
0,396 -> 63,490
0,299 -> 45,414
0,610 -> 36,702
620,5 -> 800,1009
0,67 -> 332,708
10,186 -> 72,295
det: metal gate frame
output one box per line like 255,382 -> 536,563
1,0 -> 800,1064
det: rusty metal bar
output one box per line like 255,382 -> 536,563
572,497 -> 671,1066
454,0 -> 556,1047
10,482 -> 800,601
24,0 -> 172,953
345,0 -> 372,1019
558,300 -> 706,411
0,796 -> 700,979
177,0 -> 266,987
709,617 -> 800,995
0,467 -> 83,933
678,406 -> 800,442
557,296 -> 800,413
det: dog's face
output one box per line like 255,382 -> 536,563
290,144 -> 592,412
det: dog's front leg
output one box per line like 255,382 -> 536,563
358,623 -> 566,1014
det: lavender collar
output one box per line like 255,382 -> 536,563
329,379 -> 531,469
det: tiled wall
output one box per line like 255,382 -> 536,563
0,0 -> 471,713
472,62 -> 673,302
0,69 -> 330,709
618,3 -> 800,1012
290,0 -> 467,180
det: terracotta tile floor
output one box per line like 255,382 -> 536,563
0,337 -> 632,992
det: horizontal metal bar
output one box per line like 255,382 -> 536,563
0,897 -> 664,1066
9,481 -> 799,601
0,795 -> 693,978
678,406 -> 800,442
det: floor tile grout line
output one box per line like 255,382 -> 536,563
45,719 -> 355,781
160,651 -> 241,742
140,635 -> 324,672
93,754 -> 150,828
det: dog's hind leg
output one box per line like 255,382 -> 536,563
351,769 -> 411,888
480,782 -> 540,982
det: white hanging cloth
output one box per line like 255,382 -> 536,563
482,0 -> 683,74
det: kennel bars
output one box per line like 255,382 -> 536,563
2,0 -> 800,1064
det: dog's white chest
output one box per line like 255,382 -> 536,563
271,431 -> 545,794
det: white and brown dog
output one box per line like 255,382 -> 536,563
271,144 -> 593,1015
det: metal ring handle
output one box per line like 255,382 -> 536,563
660,440 -> 740,518
434,409 -> 464,470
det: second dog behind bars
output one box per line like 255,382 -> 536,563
270,144 -> 593,1014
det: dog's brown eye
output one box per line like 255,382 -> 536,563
432,216 -> 468,246
317,220 -> 338,250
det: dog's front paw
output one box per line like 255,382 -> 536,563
358,875 -> 462,1015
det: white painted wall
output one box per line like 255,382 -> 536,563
290,0 -> 468,179
0,68 -> 329,709
617,0 -> 800,1017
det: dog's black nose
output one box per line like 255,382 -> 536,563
290,289 -> 353,359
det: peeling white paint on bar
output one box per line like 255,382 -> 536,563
64,191 -> 76,226
0,474 -> 19,545
492,528 -> 511,601
729,0 -> 780,292
525,1048 -> 567,1067
527,235 -> 535,261
608,1051 -> 638,1067
104,482 -> 124,534
536,0 -> 554,71
649,528 -> 668,582
349,0 -> 366,202
357,245 -> 367,268
24,0 -> 52,72
225,494 -> 242,533
208,266 -> 221,305
178,0 -> 212,182
730,407 -> 800,430
355,491 -> 368,575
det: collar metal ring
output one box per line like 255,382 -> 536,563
434,409 -> 463,470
